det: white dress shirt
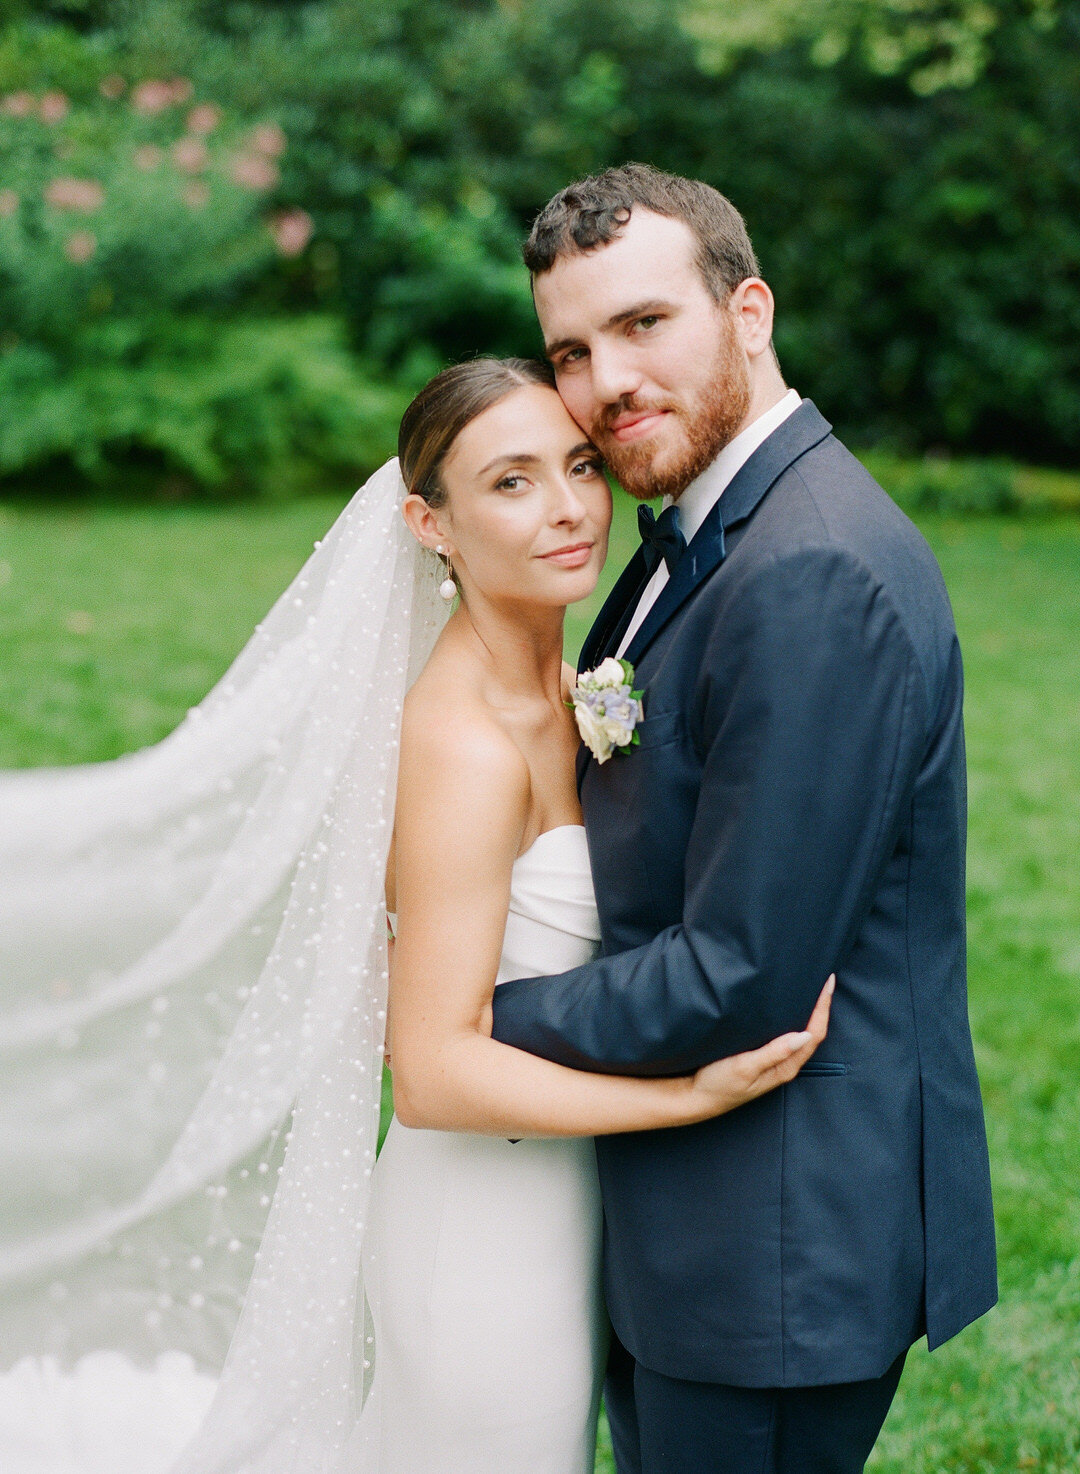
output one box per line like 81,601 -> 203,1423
616,389 -> 802,657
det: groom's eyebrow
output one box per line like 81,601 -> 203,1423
544,299 -> 676,359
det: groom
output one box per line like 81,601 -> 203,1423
491,164 -> 997,1473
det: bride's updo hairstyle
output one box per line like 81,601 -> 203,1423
398,356 -> 556,509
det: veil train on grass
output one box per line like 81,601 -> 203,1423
0,457 -> 449,1472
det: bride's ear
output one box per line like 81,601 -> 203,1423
401,491 -> 450,552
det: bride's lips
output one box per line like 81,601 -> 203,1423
539,541 -> 594,568
608,409 -> 669,443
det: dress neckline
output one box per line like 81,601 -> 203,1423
387,826 -> 588,937
514,823 -> 586,867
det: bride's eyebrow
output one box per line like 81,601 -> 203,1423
477,451 -> 541,477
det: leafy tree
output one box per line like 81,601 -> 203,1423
1,0 -> 1077,491
674,0 -> 1080,456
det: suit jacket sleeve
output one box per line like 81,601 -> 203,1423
491,543 -> 929,1074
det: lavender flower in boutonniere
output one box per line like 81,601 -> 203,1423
568,656 -> 644,764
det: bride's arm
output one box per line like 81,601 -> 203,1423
388,701 -> 830,1139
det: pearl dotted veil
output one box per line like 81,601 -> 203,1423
0,458 -> 449,1471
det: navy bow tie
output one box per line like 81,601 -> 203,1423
638,502 -> 687,578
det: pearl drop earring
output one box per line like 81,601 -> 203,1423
435,545 -> 456,602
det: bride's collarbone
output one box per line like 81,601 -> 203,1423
403,666 -> 581,855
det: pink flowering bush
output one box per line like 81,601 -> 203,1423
0,73 -> 399,494
0,76 -> 291,335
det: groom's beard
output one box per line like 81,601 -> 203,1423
591,320 -> 752,503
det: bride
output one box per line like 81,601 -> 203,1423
0,356 -> 830,1473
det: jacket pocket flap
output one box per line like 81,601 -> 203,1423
634,708 -> 682,749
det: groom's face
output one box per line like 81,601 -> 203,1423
533,209 -> 751,501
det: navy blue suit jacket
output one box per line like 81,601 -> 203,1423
491,402 -> 997,1388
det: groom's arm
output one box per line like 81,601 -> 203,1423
491,544 -> 931,1075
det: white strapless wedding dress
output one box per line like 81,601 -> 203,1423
0,824 -> 606,1474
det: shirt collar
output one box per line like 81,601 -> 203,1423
664,388 -> 803,542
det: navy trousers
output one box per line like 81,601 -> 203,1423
605,1334 -> 907,1474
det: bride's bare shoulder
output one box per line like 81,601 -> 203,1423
398,657 -> 529,837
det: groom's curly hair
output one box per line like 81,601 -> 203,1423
523,163 -> 760,302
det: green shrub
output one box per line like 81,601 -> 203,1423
875,456 -> 1027,516
0,313 -> 410,497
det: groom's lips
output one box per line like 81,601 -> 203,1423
540,541 -> 594,568
608,409 -> 669,443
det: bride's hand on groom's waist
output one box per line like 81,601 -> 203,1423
691,975 -> 835,1115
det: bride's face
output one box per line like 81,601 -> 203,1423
420,384 -> 611,609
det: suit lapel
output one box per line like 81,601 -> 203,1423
623,400 -> 833,668
576,401 -> 833,794
576,549 -> 651,796
577,545 -> 650,673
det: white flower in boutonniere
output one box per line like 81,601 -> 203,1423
568,657 -> 644,764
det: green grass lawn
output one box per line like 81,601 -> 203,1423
1,490 -> 1077,1471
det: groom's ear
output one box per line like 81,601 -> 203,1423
729,277 -> 776,360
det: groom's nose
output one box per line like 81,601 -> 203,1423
587,341 -> 643,411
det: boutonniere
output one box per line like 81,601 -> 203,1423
568,657 -> 644,765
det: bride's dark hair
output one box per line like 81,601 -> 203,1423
399,356 -> 557,509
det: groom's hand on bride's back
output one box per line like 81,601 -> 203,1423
691,975 -> 835,1115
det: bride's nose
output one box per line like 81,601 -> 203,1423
548,475 -> 589,526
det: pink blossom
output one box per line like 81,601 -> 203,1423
99,74 -> 127,101
64,231 -> 97,263
250,122 -> 287,158
0,189 -> 19,218
269,208 -> 314,257
1,92 -> 35,118
45,177 -> 105,213
231,153 -> 279,191
39,91 -> 69,124
134,144 -> 163,171
186,103 -> 220,135
132,79 -> 175,115
172,136 -> 208,174
182,180 -> 211,209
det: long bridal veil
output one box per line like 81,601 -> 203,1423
0,458 -> 450,1471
